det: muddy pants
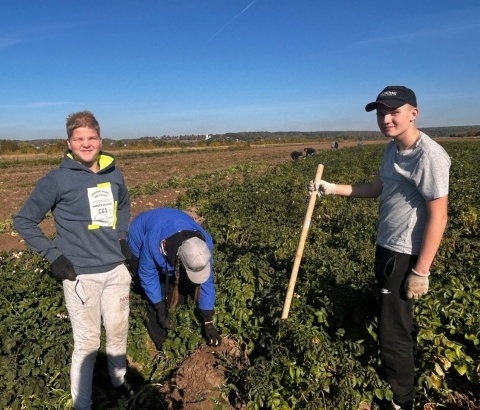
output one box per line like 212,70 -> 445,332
63,264 -> 131,410
374,244 -> 417,405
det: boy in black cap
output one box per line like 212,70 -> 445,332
308,86 -> 451,409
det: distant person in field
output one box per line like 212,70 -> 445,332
291,151 -> 303,160
308,86 -> 450,410
13,111 -> 133,408
127,207 -> 222,354
304,147 -> 316,157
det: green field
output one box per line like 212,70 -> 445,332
1,141 -> 479,409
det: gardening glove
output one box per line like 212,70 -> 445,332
200,309 -> 222,346
203,322 -> 222,347
154,302 -> 172,329
308,180 -> 336,197
405,269 -> 430,300
119,239 -> 132,261
51,254 -> 77,281
129,254 -> 139,275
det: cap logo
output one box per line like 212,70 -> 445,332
379,91 -> 398,97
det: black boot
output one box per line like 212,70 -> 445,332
112,381 -> 132,401
371,397 -> 391,410
392,399 -> 415,409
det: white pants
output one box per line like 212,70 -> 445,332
63,264 -> 131,410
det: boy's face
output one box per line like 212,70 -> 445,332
67,127 -> 102,170
376,104 -> 418,139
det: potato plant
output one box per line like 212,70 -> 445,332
0,141 -> 478,409
182,141 -> 480,408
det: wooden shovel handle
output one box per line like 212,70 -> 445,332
281,164 -> 324,319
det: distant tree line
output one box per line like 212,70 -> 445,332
419,126 -> 480,138
0,140 -> 67,155
1,125 -> 478,155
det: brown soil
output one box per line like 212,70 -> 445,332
0,140 -> 383,252
153,337 -> 247,410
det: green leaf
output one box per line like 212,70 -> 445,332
455,362 -> 468,376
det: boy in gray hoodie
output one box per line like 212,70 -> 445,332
14,111 -> 132,409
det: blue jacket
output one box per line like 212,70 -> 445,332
128,208 -> 215,310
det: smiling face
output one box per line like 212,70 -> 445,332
67,127 -> 102,171
376,104 -> 419,144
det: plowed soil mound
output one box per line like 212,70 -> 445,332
155,337 -> 246,410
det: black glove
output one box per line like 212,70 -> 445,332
120,239 -> 132,261
204,323 -> 222,346
129,254 -> 139,274
51,254 -> 77,281
154,302 -> 172,329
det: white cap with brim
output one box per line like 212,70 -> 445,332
178,237 -> 211,284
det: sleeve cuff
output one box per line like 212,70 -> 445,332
200,309 -> 214,323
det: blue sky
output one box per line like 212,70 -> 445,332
1,1 -> 479,140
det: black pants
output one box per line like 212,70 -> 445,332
145,272 -> 197,351
374,244 -> 418,404
130,254 -> 197,351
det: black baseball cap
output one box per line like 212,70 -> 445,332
365,86 -> 417,112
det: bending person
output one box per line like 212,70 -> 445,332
128,207 -> 222,354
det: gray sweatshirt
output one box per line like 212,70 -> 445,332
13,151 -> 130,274
377,132 -> 450,255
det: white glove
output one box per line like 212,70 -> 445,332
405,269 -> 430,300
308,180 -> 336,197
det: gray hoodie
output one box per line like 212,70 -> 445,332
14,151 -> 130,274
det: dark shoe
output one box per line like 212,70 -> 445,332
392,399 -> 415,409
371,397 -> 391,410
113,382 -> 132,400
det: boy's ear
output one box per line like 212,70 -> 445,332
411,106 -> 419,121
